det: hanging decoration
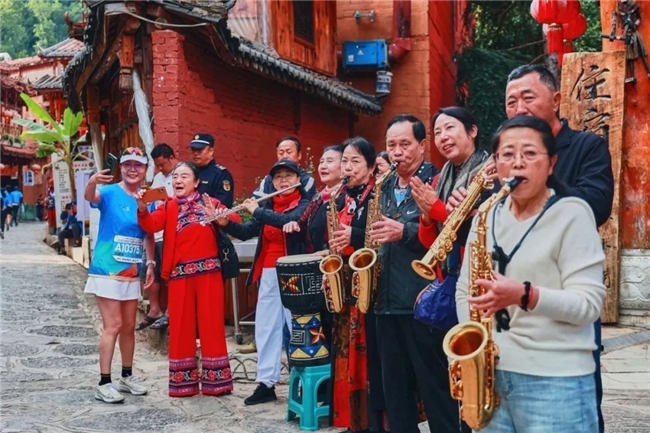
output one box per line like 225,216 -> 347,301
530,0 -> 581,65
543,13 -> 587,54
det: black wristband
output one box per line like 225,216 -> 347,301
521,281 -> 531,311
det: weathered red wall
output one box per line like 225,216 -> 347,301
337,0 -> 461,169
601,0 -> 650,248
151,30 -> 350,198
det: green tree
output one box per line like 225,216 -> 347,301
28,0 -> 83,53
0,0 -> 37,58
0,0 -> 82,58
13,93 -> 86,200
456,0 -> 602,147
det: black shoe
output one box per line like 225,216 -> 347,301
244,384 -> 277,405
58,250 -> 67,255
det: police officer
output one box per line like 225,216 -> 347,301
190,133 -> 234,207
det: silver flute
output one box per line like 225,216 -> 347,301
200,182 -> 302,225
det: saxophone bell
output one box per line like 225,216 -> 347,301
320,176 -> 349,313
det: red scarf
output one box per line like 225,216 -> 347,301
261,189 -> 301,268
337,180 -> 374,256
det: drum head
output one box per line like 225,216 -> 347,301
275,254 -> 321,266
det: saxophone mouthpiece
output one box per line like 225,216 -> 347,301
341,176 -> 350,185
504,177 -> 523,190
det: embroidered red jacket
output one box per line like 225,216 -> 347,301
137,197 -> 240,280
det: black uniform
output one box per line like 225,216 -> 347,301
197,160 -> 234,207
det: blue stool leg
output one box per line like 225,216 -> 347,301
286,369 -> 298,422
300,373 -> 317,431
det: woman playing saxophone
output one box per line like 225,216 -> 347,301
412,107 -> 496,281
326,137 -> 388,433
455,116 -> 605,433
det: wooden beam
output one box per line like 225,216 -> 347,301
86,85 -> 100,124
75,17 -> 108,95
119,34 -> 135,91
560,51 -> 626,324
89,18 -> 140,86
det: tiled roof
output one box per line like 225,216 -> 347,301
32,74 -> 63,90
236,39 -> 382,114
39,38 -> 85,59
0,56 -> 42,71
0,144 -> 36,160
65,1 -> 382,114
0,73 -> 36,95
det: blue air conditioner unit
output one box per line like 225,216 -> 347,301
342,40 -> 388,70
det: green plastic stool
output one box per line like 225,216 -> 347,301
286,363 -> 331,431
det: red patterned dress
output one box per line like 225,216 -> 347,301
138,192 -> 240,397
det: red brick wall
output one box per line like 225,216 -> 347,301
151,30 -> 350,198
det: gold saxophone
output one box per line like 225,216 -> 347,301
442,177 -> 521,431
412,159 -> 494,280
319,177 -> 349,313
349,161 -> 399,314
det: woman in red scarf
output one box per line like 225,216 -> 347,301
217,158 -> 308,406
136,162 -> 240,397
328,137 -> 386,433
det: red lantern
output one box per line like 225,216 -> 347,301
563,13 -> 587,41
532,0 -> 580,66
530,0 -> 580,25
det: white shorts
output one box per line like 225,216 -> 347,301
84,276 -> 141,301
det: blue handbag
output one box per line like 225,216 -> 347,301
413,243 -> 460,331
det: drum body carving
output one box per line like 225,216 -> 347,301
276,254 -> 330,367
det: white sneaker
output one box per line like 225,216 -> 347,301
95,383 -> 125,403
115,375 -> 148,395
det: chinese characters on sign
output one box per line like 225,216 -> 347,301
569,64 -> 613,142
561,51 -> 625,323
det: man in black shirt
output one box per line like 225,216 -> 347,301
505,65 -> 613,433
190,133 -> 234,207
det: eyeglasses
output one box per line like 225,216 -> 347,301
273,174 -> 298,181
495,149 -> 548,162
122,147 -> 145,157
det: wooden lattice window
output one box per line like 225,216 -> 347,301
293,0 -> 314,44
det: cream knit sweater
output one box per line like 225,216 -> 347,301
455,195 -> 606,377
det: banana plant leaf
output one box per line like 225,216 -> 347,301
19,93 -> 62,136
63,108 -> 83,138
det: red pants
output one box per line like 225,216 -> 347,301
168,271 -> 233,397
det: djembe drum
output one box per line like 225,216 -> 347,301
276,254 -> 330,367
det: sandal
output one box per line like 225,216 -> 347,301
150,314 -> 169,331
136,315 -> 162,331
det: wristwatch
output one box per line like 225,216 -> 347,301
146,260 -> 156,267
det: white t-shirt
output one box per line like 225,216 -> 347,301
455,195 -> 606,378
151,171 -> 174,242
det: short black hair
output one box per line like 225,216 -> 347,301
275,136 -> 302,152
342,136 -> 376,169
323,144 -> 344,154
376,151 -> 390,164
507,65 -> 559,91
491,115 -> 567,196
150,143 -> 175,159
385,114 -> 426,142
173,161 -> 200,181
432,106 -> 481,149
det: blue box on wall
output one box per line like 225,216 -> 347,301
342,40 -> 388,70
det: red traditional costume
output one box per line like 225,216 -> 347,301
138,193 -> 240,397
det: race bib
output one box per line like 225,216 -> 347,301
112,235 -> 143,263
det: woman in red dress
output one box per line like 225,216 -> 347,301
137,162 -> 240,397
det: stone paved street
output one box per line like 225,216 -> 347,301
1,222 -> 649,433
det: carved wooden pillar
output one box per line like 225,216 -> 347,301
601,0 -> 650,326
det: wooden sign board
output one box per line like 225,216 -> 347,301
560,51 -> 626,323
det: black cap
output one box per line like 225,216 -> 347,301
190,133 -> 215,149
269,158 -> 301,177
